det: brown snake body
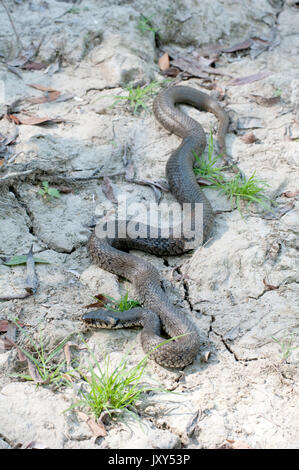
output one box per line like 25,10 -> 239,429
83,86 -> 229,368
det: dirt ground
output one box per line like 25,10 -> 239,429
0,0 -> 298,449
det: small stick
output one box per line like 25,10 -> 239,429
25,244 -> 38,294
0,291 -> 30,301
0,0 -> 23,51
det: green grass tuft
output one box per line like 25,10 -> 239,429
193,130 -> 272,213
38,181 -> 60,199
9,319 -> 75,387
104,292 -> 141,312
65,341 -> 174,420
112,80 -> 168,115
137,14 -> 158,37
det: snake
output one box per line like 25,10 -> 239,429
83,86 -> 229,368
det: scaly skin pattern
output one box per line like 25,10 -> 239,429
84,86 -> 229,368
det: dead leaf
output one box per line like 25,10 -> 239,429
28,83 -> 57,92
1,337 -> 26,360
263,200 -> 295,219
263,279 -> 279,291
171,55 -> 227,79
75,411 -> 107,437
158,52 -> 170,71
63,341 -> 86,367
52,185 -> 73,194
161,66 -> 183,78
249,94 -> 280,107
0,337 -> 15,352
27,357 -> 44,383
250,28 -> 280,59
13,115 -> 65,125
225,439 -> 251,449
7,114 -> 21,125
196,177 -> 215,186
0,320 -> 9,332
26,91 -> 61,104
101,176 -> 117,203
222,38 -> 252,53
241,132 -> 258,144
84,294 -> 110,309
281,190 -> 299,198
21,62 -> 47,70
228,70 -> 272,86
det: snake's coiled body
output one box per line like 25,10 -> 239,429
84,86 -> 229,368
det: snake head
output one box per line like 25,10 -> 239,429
82,309 -> 120,328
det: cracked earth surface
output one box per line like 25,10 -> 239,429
0,0 -> 298,449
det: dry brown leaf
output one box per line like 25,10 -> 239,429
161,66 -> 183,78
76,411 -> 107,437
282,190 -> 299,198
263,279 -> 279,291
222,39 -> 252,53
28,83 -> 57,92
26,91 -> 61,105
225,439 -> 251,449
196,177 -> 215,186
249,94 -> 280,107
241,132 -> 258,144
0,320 -> 9,332
7,114 -> 21,125
21,62 -> 47,71
16,115 -> 65,125
52,185 -> 73,194
84,294 -> 110,309
171,56 -> 226,79
102,176 -> 117,203
27,357 -> 44,383
63,341 -> 87,367
263,200 -> 295,219
0,337 -> 14,351
229,70 -> 272,86
158,52 -> 170,71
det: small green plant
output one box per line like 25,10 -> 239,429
112,81 -> 166,115
193,130 -> 271,213
193,131 -> 226,182
137,14 -> 158,37
66,341 -> 174,420
274,87 -> 282,97
214,171 -> 271,212
272,335 -> 299,361
10,320 -> 75,387
38,181 -> 60,199
103,292 -> 141,312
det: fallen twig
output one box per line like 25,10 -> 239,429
0,0 -> 23,51
25,244 -> 38,294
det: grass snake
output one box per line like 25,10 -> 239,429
83,86 -> 229,368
